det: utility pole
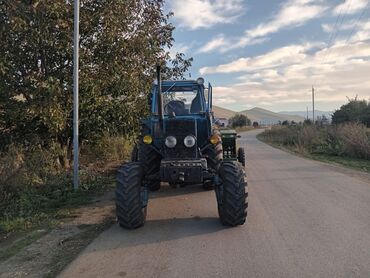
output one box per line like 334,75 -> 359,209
73,0 -> 80,189
312,86 -> 315,123
306,106 -> 308,120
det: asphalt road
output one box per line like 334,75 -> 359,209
60,130 -> 370,278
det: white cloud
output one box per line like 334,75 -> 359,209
207,38 -> 370,111
333,0 -> 369,15
197,34 -> 268,53
198,35 -> 228,53
200,43 -> 319,74
169,0 -> 244,30
322,23 -> 334,33
321,19 -> 370,43
245,0 -> 327,39
197,0 -> 327,53
346,19 -> 370,42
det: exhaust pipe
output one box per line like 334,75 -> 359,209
156,65 -> 164,123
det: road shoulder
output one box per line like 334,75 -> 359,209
0,191 -> 115,278
256,134 -> 370,185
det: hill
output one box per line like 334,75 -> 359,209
212,106 -> 236,119
213,106 -> 306,124
278,110 -> 332,120
242,107 -> 305,124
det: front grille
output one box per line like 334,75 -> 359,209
164,119 -> 197,159
165,119 -> 195,135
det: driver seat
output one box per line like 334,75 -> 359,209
190,93 -> 202,113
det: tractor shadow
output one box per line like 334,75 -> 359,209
88,216 -> 227,252
149,183 -> 211,199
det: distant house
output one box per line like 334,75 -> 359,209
217,118 -> 229,127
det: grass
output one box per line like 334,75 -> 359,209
0,228 -> 50,261
308,153 -> 370,173
257,133 -> 370,174
0,174 -> 115,239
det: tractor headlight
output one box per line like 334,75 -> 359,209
165,136 -> 177,148
184,135 -> 196,148
143,135 -> 153,144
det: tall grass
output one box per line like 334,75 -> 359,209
0,136 -> 133,234
260,123 -> 370,160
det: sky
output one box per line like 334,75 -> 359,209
165,0 -> 370,112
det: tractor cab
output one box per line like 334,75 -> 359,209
151,79 -> 209,116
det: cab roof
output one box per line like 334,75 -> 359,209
161,80 -> 204,87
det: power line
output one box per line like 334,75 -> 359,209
312,86 -> 315,122
311,0 -> 357,111
319,0 -> 353,68
325,1 -> 347,52
330,0 -> 353,46
344,3 -> 369,45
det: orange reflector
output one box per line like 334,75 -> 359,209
210,134 -> 221,145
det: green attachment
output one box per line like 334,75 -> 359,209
220,128 -> 238,161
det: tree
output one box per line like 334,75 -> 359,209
303,119 -> 313,125
252,121 -> 259,128
332,97 -> 370,127
0,0 -> 192,167
316,115 -> 330,126
229,114 -> 251,128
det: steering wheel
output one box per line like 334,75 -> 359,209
164,100 -> 185,115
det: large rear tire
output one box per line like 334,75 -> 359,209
202,131 -> 223,190
204,140 -> 223,171
116,162 -> 147,229
237,147 -> 246,167
215,161 -> 247,226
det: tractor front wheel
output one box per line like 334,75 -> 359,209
138,143 -> 161,191
116,162 -> 147,229
215,162 -> 247,226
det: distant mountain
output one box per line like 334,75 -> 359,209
213,106 -> 306,124
212,106 -> 236,119
241,107 -> 305,124
278,110 -> 333,120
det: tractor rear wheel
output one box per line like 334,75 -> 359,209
215,161 -> 247,226
237,147 -> 246,167
203,131 -> 223,191
116,162 -> 147,229
138,143 -> 161,191
204,139 -> 223,170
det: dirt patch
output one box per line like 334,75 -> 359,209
0,191 -> 115,278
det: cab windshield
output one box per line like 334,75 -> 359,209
161,86 -> 204,115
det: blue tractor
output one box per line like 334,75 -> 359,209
116,66 -> 247,229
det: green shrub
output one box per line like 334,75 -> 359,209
80,135 -> 134,168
